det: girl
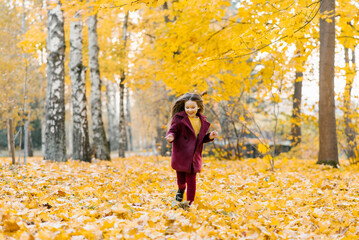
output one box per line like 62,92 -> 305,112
165,92 -> 218,205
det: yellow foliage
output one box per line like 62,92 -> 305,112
3,220 -> 20,232
0,156 -> 358,238
258,143 -> 269,154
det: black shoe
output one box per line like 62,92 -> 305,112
175,190 -> 184,202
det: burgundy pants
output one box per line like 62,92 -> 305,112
176,171 -> 197,203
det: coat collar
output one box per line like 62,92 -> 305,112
175,111 -> 210,136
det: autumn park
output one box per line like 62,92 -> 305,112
1,0 -> 359,238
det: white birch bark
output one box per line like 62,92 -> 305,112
44,0 -> 66,161
343,47 -> 357,162
106,80 -> 119,151
118,82 -> 127,157
126,87 -> 133,151
88,14 -> 110,160
69,11 -> 91,162
22,0 -> 29,164
118,12 -> 129,158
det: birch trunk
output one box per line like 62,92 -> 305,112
118,12 -> 129,158
45,0 -> 66,161
343,47 -> 357,162
106,80 -> 119,151
22,0 -> 29,164
126,87 -> 133,151
317,0 -> 339,167
20,0 -> 34,161
70,12 -> 91,162
119,82 -> 127,157
88,14 -> 110,160
40,1 -> 46,158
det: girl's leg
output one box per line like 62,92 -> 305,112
176,171 -> 186,191
185,172 -> 197,204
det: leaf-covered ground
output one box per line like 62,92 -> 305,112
0,156 -> 359,239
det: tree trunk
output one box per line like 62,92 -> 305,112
44,0 -> 67,161
41,52 -> 46,158
18,127 -> 22,164
42,109 -> 46,157
25,111 -> 33,157
23,81 -> 28,164
70,11 -> 91,162
28,129 -> 33,157
119,82 -> 127,157
291,69 -> 303,146
118,12 -> 129,158
40,2 -> 46,158
88,14 -> 110,160
22,0 -> 29,164
7,119 -> 16,164
343,47 -> 357,162
156,124 -> 168,156
126,86 -> 133,151
317,0 -> 339,167
155,100 -> 168,156
106,80 -> 119,151
220,103 -> 232,159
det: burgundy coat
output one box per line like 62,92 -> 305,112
166,111 -> 213,173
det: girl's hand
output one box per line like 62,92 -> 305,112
209,130 -> 218,140
165,134 -> 174,143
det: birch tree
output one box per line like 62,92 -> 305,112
21,0 -> 29,164
118,12 -> 129,158
88,13 -> 110,160
44,0 -> 66,161
69,8 -> 91,162
106,80 -> 119,151
126,87 -> 133,151
343,47 -> 357,162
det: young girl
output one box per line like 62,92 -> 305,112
165,92 -> 218,205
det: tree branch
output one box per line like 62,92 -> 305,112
209,0 -> 322,61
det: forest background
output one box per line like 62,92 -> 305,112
1,0 -> 358,166
1,0 -> 359,238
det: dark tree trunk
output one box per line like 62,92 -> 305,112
291,69 -> 303,146
158,126 -> 169,156
155,105 -> 168,156
317,0 -> 339,167
44,0 -> 66,161
88,14 -> 110,160
28,129 -> 33,157
7,119 -> 16,164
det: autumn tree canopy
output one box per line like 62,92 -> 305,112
0,0 -> 358,165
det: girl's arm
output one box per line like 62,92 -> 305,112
203,130 -> 218,143
166,117 -> 179,143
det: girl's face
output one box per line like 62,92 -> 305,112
185,100 -> 199,118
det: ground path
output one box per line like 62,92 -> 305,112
0,156 -> 358,239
